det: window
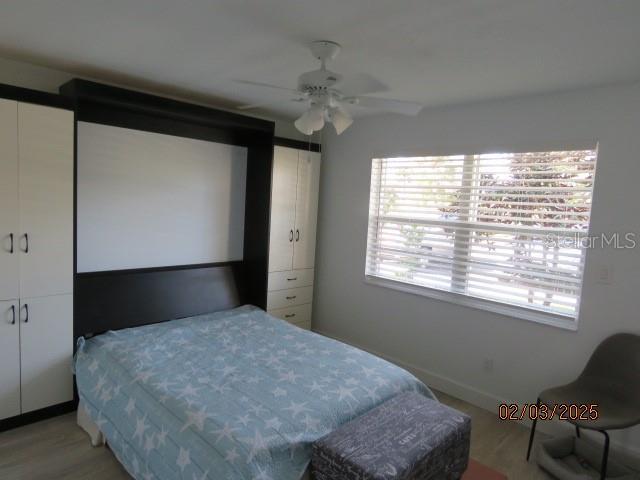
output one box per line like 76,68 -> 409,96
365,149 -> 598,327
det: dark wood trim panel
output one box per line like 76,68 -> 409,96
60,79 -> 272,144
243,139 -> 274,309
75,261 -> 243,278
73,99 -> 255,146
0,83 -> 73,110
274,136 -> 321,152
0,402 -> 76,433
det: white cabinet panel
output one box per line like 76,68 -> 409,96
77,122 -> 248,272
268,303 -> 312,330
18,103 -> 73,298
0,300 -> 20,420
268,268 -> 314,291
268,147 -> 298,272
19,294 -> 73,414
267,286 -> 313,310
293,151 -> 321,270
0,100 -> 19,301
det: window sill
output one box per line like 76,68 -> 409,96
364,275 -> 578,331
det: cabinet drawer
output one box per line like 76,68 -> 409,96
268,304 -> 312,330
267,286 -> 313,310
268,269 -> 314,291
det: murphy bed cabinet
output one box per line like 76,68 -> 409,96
267,145 -> 320,329
0,98 -> 74,422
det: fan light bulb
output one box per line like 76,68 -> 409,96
328,106 -> 353,135
294,113 -> 314,135
295,105 -> 325,135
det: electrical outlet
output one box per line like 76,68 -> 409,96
595,264 -> 613,285
483,357 -> 494,373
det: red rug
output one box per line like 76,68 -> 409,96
462,459 -> 508,480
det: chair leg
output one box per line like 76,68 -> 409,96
575,425 -> 580,438
600,430 -> 609,480
526,398 -> 541,461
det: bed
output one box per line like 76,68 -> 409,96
74,305 -> 434,480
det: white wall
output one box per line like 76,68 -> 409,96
314,81 -> 640,457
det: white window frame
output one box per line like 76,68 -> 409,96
364,149 -> 598,331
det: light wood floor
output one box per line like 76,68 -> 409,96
0,390 -> 551,480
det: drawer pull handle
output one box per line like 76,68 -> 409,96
286,295 -> 297,300
9,233 -> 14,254
10,305 -> 16,325
285,314 -> 296,318
286,277 -> 297,281
289,229 -> 294,242
295,229 -> 300,242
22,303 -> 29,323
22,233 -> 29,253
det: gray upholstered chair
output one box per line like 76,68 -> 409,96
526,333 -> 640,480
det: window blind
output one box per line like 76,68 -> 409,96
366,149 -> 598,320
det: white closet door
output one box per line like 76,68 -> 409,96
18,103 -> 73,298
0,100 -> 19,301
20,294 -> 73,413
0,300 -> 20,420
293,150 -> 321,270
268,146 -> 299,272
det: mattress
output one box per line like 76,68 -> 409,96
74,305 -> 434,480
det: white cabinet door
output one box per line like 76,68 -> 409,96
18,103 -> 73,298
0,300 -> 20,420
293,150 -> 321,270
0,100 -> 19,301
19,294 -> 73,414
268,146 -> 299,272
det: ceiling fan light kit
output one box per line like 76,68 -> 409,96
236,40 -> 423,135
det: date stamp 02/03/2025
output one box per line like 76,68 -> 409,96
498,403 -> 599,422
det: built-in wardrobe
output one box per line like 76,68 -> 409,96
0,96 -> 74,422
267,144 -> 321,329
0,82 -> 318,431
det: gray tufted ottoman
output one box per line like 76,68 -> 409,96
311,392 -> 471,480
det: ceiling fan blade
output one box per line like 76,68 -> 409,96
237,96 -> 307,110
349,96 -> 423,116
335,73 -> 389,97
234,79 -> 302,95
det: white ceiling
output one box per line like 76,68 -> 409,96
1,0 -> 639,119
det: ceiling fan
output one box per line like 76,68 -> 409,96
236,41 -> 424,135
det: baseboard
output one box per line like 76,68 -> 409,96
313,328 -> 640,469
0,401 -> 76,433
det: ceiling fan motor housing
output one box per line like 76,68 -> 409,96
310,40 -> 341,62
297,68 -> 342,94
298,41 -> 344,98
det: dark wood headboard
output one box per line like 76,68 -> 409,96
74,262 -> 245,338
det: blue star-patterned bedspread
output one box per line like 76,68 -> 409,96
74,305 -> 434,480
